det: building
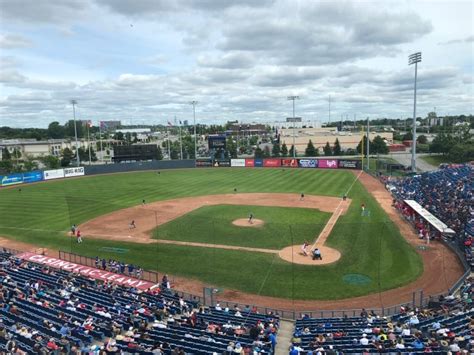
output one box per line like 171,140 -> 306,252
226,123 -> 267,135
115,128 -> 152,141
99,120 -> 121,131
0,139 -> 94,159
279,127 -> 393,153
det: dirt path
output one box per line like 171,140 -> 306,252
0,174 -> 465,311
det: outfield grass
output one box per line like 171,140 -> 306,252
0,168 -> 423,300
153,205 -> 331,249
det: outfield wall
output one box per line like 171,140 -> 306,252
0,158 -> 360,187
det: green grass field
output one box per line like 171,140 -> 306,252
154,205 -> 331,249
0,168 -> 423,300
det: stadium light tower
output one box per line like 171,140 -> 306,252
409,52 -> 421,172
70,99 -> 80,167
190,101 -> 198,162
287,95 -> 299,158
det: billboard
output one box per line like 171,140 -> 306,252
281,158 -> 298,167
195,159 -> 213,167
44,169 -> 65,180
112,145 -> 158,162
208,135 -> 226,149
0,173 -> 24,187
338,160 -> 361,169
231,159 -> 245,167
263,159 -> 281,167
23,171 -> 43,183
254,158 -> 264,167
318,159 -> 339,169
64,167 -> 85,178
245,159 -> 255,167
213,160 -> 231,167
299,159 -> 317,168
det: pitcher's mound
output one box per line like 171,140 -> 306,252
232,218 -> 265,227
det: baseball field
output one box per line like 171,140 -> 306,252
0,168 -> 425,302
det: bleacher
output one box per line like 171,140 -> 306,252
0,251 -> 278,354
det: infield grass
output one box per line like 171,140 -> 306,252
153,205 -> 331,249
0,168 -> 423,300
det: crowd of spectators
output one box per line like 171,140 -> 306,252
383,164 -> 473,268
0,251 -> 278,354
292,276 -> 473,354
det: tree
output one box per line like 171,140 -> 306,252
263,145 -> 271,158
447,143 -> 474,163
226,138 -> 238,158
281,143 -> 288,157
271,143 -> 281,157
2,148 -> 11,161
114,132 -> 124,141
371,136 -> 389,154
65,120 -> 84,138
40,155 -> 60,169
356,136 -> 371,156
289,145 -> 296,157
23,155 -> 39,171
305,140 -> 318,157
61,148 -> 74,167
323,142 -> 332,156
429,132 -> 454,155
417,135 -> 428,144
254,147 -> 264,158
0,160 -> 13,174
47,121 -> 65,139
333,138 -> 342,156
156,146 -> 163,160
402,131 -> 413,141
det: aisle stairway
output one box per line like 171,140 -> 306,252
275,319 -> 295,355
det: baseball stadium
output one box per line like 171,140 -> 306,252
0,160 -> 472,353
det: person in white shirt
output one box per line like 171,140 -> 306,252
360,334 -> 369,345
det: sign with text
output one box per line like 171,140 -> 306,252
298,159 -> 317,168
281,159 -> 298,168
64,167 -> 85,178
44,169 -> 65,180
213,160 -> 231,167
338,160 -> 361,169
254,158 -> 264,167
17,252 -> 159,291
245,159 -> 255,167
263,159 -> 281,167
231,159 -> 245,167
23,171 -> 43,183
0,173 -> 24,187
318,159 -> 339,169
195,159 -> 213,167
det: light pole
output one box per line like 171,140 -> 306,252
190,101 -> 198,162
287,95 -> 299,158
70,100 -> 80,167
409,52 -> 421,172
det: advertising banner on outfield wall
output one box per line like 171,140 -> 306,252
213,160 -> 231,167
281,159 -> 298,167
231,159 -> 246,167
263,159 -> 281,167
44,169 -> 65,180
23,171 -> 43,183
318,159 -> 339,169
338,160 -> 361,169
64,167 -> 85,178
298,159 -> 318,168
195,159 -> 213,167
0,173 -> 24,187
245,159 -> 255,167
254,158 -> 264,167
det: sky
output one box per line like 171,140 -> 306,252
0,0 -> 472,128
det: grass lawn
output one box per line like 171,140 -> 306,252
0,168 -> 423,300
420,155 -> 450,166
153,205 -> 331,249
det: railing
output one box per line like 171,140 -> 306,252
1,247 -> 22,255
58,250 -> 160,284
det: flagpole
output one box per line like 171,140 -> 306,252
99,121 -> 104,164
87,121 -> 92,165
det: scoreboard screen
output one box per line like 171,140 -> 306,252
113,144 -> 158,162
208,136 -> 226,149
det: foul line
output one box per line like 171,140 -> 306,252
311,170 -> 362,250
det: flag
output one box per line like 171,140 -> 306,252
100,121 -> 107,129
179,120 -> 182,125
167,121 -> 173,127
87,120 -> 93,128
